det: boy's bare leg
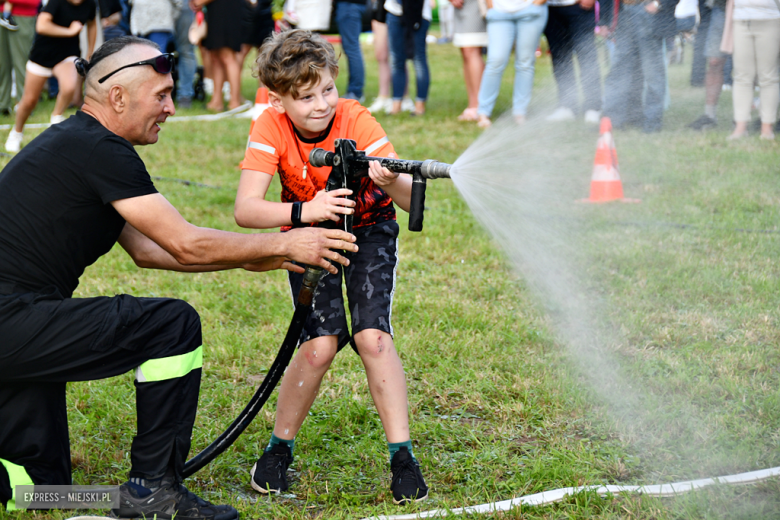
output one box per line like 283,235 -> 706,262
353,329 -> 410,443
272,335 -> 339,439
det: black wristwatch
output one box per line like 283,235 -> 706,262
291,201 -> 303,227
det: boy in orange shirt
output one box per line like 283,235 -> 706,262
234,29 -> 428,505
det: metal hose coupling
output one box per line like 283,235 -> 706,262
299,266 -> 325,306
420,159 -> 452,180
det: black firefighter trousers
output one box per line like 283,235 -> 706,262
0,284 -> 203,511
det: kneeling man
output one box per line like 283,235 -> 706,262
0,36 -> 358,520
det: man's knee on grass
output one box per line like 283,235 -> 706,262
133,298 -> 202,365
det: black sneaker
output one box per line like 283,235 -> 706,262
390,447 -> 428,504
250,443 -> 293,494
0,15 -> 18,31
111,480 -> 238,520
688,115 -> 717,130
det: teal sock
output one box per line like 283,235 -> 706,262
266,433 -> 295,456
388,440 -> 415,464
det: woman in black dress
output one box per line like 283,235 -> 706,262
190,0 -> 244,111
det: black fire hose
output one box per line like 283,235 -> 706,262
182,266 -> 326,478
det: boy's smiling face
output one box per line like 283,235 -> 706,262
270,71 -> 339,139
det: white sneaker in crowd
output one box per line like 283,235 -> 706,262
583,110 -> 601,124
50,114 -> 66,125
367,96 -> 392,114
401,97 -> 415,113
5,130 -> 22,153
545,106 -> 576,122
203,78 -> 214,97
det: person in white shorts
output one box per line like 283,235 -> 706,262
4,0 -> 96,153
452,0 -> 487,121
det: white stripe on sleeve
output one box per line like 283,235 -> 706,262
365,136 -> 389,155
247,141 -> 276,155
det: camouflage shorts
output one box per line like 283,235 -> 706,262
287,220 -> 399,350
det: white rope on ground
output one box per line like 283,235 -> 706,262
0,122 -> 50,131
61,466 -> 780,520
165,100 -> 252,122
0,101 -> 253,131
363,466 -> 780,520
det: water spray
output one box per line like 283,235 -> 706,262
181,139 -> 451,477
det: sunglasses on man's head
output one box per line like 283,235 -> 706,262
97,53 -> 175,84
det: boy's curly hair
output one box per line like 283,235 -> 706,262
255,29 -> 339,99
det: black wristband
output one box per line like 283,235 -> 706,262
291,201 -> 303,227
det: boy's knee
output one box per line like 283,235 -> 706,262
354,330 -> 393,360
301,338 -> 337,370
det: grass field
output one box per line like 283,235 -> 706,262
1,31 -> 779,520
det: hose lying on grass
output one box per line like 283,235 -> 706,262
0,101 -> 253,132
63,465 -> 780,519
362,465 -> 780,520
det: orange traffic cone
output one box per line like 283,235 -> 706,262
252,87 -> 270,119
239,87 -> 271,169
238,87 -> 271,121
580,117 -> 640,203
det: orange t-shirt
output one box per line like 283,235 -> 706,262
242,99 -> 397,230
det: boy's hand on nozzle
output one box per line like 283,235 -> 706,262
283,227 -> 359,275
368,153 -> 400,187
303,188 -> 355,223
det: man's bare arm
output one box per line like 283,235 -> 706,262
118,222 -> 293,272
112,193 -> 358,274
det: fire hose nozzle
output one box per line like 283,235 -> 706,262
309,148 -> 334,168
421,159 -> 452,180
308,142 -> 453,232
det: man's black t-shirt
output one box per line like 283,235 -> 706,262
28,0 -> 97,69
0,111 -> 158,298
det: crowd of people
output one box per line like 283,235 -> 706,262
1,0 -> 273,152
2,0 -> 779,150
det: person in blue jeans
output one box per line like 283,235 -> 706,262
335,0 -> 367,101
476,0 -> 549,127
543,0 -> 603,124
599,0 -> 679,133
385,0 -> 430,115
174,3 -> 196,107
129,0 -> 182,55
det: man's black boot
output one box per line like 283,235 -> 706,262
111,479 -> 238,520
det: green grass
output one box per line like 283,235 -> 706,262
1,35 -> 779,520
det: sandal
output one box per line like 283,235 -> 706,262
457,107 -> 479,122
726,131 -> 748,141
476,114 -> 492,128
